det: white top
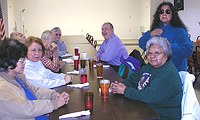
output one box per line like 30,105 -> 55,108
179,71 -> 200,120
24,58 -> 66,88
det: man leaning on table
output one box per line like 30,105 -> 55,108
40,30 -> 65,72
94,22 -> 128,72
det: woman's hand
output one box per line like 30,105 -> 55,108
55,92 -> 69,108
150,28 -> 163,36
64,75 -> 73,84
110,81 -> 126,94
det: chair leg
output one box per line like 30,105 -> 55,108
193,73 -> 200,86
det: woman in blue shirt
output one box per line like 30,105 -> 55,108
139,2 -> 193,71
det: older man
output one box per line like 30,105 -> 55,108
94,22 -> 128,72
10,32 -> 26,43
40,30 -> 64,72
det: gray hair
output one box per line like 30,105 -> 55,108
51,27 -> 61,33
41,30 -> 53,41
10,32 -> 17,38
146,37 -> 172,60
103,22 -> 114,29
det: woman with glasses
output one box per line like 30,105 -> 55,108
139,2 -> 193,72
23,36 -> 73,88
111,37 -> 182,120
0,38 -> 69,120
51,27 -> 67,57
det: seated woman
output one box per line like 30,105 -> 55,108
23,36 -> 73,88
0,38 -> 69,120
110,37 -> 182,120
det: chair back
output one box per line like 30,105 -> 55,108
196,36 -> 200,43
179,71 -> 200,120
118,56 -> 141,79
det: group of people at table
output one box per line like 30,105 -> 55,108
0,2 -> 195,120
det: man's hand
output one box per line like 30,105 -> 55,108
94,56 -> 99,61
49,42 -> 58,52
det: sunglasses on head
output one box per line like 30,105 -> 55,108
55,34 -> 61,36
158,9 -> 171,14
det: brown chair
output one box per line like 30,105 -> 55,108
187,55 -> 194,73
196,36 -> 200,43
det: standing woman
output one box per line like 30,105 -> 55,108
0,38 -> 69,120
51,27 -> 67,57
139,2 -> 193,71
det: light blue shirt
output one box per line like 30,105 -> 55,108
96,33 -> 128,66
56,41 -> 67,57
23,58 -> 66,88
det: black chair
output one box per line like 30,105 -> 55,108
193,46 -> 200,85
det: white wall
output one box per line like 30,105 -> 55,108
7,0 -> 143,40
3,0 -> 200,41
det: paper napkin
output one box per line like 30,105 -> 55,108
67,70 -> 79,74
60,53 -> 73,57
93,65 -> 110,68
67,82 -> 89,88
59,110 -> 90,119
62,59 -> 74,64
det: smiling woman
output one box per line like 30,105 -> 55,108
23,36 -> 73,89
110,37 -> 182,120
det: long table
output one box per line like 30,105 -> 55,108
50,42 -> 159,120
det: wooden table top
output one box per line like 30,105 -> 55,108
50,42 -> 159,120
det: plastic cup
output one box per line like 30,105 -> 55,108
100,79 -> 110,98
73,56 -> 79,71
74,47 -> 80,54
88,57 -> 94,68
82,52 -> 88,60
83,92 -> 94,111
96,63 -> 103,78
81,74 -> 87,84
80,59 -> 86,68
79,68 -> 86,83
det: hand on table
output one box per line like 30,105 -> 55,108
64,75 -> 73,84
55,92 -> 69,108
110,81 -> 126,94
150,28 -> 163,36
94,56 -> 99,61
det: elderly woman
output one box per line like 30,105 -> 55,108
23,36 -> 73,88
51,27 -> 67,57
0,38 -> 69,120
139,2 -> 193,71
110,37 -> 182,120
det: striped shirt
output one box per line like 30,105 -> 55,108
41,49 -> 60,72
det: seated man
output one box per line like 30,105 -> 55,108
10,32 -> 26,43
40,30 -> 64,72
94,22 -> 128,72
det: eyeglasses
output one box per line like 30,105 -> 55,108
158,9 -> 171,14
55,34 -> 61,36
146,52 -> 164,57
29,49 -> 43,54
